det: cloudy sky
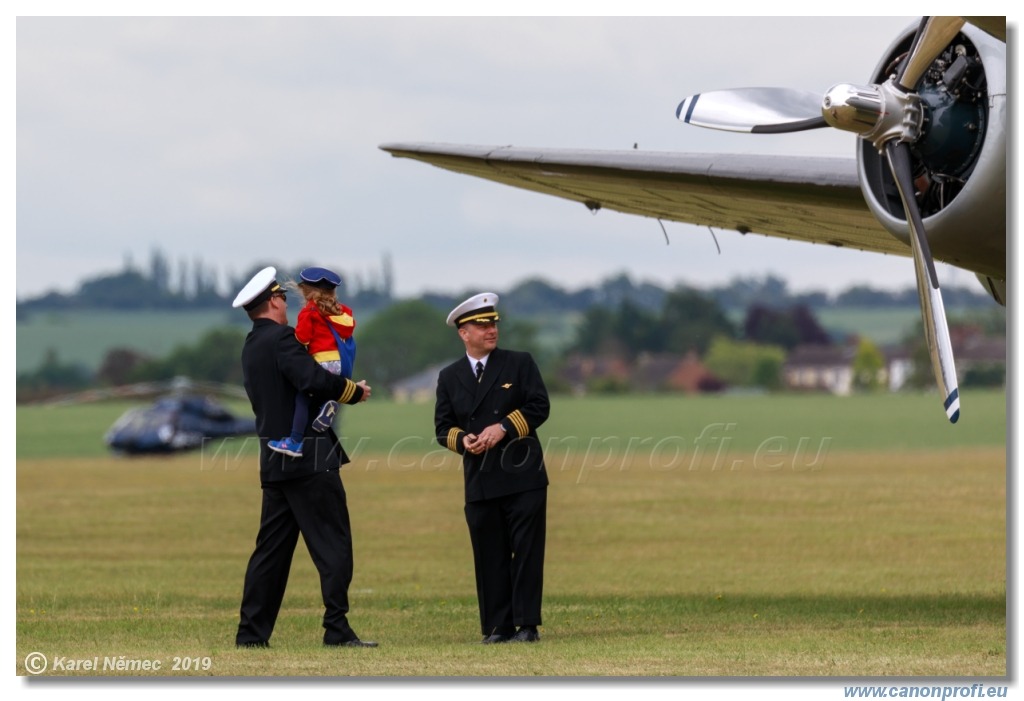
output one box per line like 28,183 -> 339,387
15,12 -> 1005,301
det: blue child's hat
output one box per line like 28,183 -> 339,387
300,266 -> 342,289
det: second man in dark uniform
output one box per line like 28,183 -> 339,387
434,293 -> 551,643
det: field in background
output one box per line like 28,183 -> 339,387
15,392 -> 1006,677
16,310 -> 244,373
814,306 -> 920,344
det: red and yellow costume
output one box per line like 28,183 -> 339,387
294,301 -> 356,364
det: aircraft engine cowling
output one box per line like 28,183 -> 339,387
856,22 -> 1006,301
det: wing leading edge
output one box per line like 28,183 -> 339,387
380,143 -> 911,259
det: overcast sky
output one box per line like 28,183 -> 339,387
14,12 -> 1009,301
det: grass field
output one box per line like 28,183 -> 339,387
15,391 -> 1007,679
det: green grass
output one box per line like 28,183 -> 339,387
16,393 -> 1007,677
20,390 -> 1004,461
16,399 -> 256,460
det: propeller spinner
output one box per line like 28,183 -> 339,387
677,16 -> 965,423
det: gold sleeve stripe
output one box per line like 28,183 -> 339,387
508,410 -> 529,437
447,428 -> 463,453
339,380 -> 357,404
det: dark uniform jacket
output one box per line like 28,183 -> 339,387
435,348 -> 550,502
242,318 -> 365,483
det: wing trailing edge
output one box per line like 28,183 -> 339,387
380,142 -> 910,259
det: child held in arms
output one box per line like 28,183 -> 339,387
268,267 -> 356,457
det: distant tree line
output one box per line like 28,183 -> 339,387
414,273 -> 997,318
15,252 -> 1005,402
16,249 -> 398,315
16,283 -> 1005,403
16,248 -> 997,319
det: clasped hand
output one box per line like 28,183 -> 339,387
463,424 -> 505,454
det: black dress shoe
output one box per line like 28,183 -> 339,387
510,626 -> 540,642
325,638 -> 379,648
236,640 -> 270,649
481,633 -> 512,644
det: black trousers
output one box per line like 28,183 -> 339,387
464,487 -> 547,636
236,470 -> 356,645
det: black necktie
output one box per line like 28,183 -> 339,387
475,361 -> 484,383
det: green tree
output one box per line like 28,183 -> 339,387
703,337 -> 786,389
504,277 -> 571,314
569,288 -> 733,359
743,304 -> 830,350
16,349 -> 92,401
498,317 -> 551,374
962,363 -> 1005,387
96,348 -> 151,386
130,328 -> 246,385
570,299 -> 660,358
660,286 -> 736,355
852,338 -> 886,390
752,356 -> 784,390
355,300 -> 461,391
708,274 -> 792,310
77,270 -> 171,309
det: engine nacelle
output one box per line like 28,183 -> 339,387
856,22 -> 1006,290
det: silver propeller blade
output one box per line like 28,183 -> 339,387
676,88 -> 827,133
885,141 -> 960,423
885,16 -> 964,423
896,17 -> 965,90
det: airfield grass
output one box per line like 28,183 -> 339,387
16,391 -> 1007,677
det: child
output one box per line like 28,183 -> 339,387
268,266 -> 357,457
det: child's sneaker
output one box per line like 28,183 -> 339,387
268,437 -> 303,457
312,400 -> 339,432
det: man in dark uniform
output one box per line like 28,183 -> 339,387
231,267 -> 377,649
434,292 -> 550,644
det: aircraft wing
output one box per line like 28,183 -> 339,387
380,143 -> 910,259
